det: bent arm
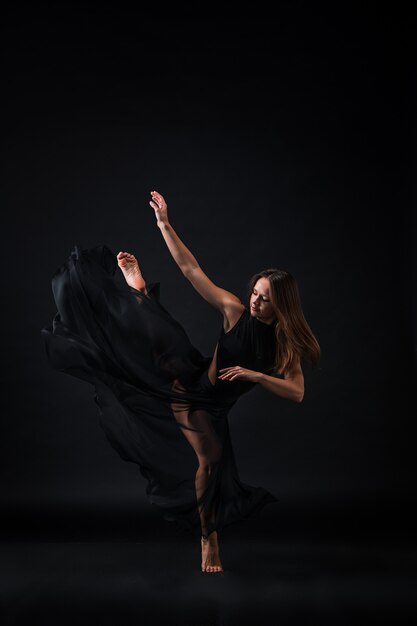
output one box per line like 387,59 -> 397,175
258,373 -> 304,403
258,357 -> 304,403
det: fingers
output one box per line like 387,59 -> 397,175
218,367 -> 240,381
150,190 -> 166,206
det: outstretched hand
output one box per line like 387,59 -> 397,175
150,190 -> 169,226
218,366 -> 261,383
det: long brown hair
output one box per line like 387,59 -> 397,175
246,268 -> 321,377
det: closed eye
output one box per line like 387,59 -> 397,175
253,289 -> 269,302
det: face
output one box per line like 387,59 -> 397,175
249,277 -> 276,324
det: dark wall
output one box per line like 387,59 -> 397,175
1,9 -> 415,518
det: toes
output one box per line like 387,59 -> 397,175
201,563 -> 223,573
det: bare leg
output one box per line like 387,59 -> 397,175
171,382 -> 224,573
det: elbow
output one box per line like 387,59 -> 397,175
295,389 -> 304,403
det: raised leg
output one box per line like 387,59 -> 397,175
117,251 -> 148,295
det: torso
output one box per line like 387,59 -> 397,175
207,303 -> 246,386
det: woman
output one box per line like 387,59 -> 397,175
41,190 -> 320,574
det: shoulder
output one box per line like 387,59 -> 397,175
222,302 -> 247,334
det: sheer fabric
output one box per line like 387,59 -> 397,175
41,244 -> 281,538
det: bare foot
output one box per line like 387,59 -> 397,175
201,531 -> 224,573
117,251 -> 146,292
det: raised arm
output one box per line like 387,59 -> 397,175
150,190 -> 242,314
150,191 -> 199,275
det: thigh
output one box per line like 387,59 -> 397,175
170,379 -> 222,463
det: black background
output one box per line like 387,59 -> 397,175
1,6 -> 415,537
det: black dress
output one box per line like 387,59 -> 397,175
41,244 -> 282,538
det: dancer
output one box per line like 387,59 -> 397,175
41,190 -> 320,573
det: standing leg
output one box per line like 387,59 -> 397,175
170,381 -> 224,573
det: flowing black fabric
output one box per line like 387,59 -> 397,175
41,244 -> 282,538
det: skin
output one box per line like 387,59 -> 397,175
116,251 -> 147,294
118,190 -> 304,572
249,277 -> 277,325
218,277 -> 276,383
148,191 -> 304,394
